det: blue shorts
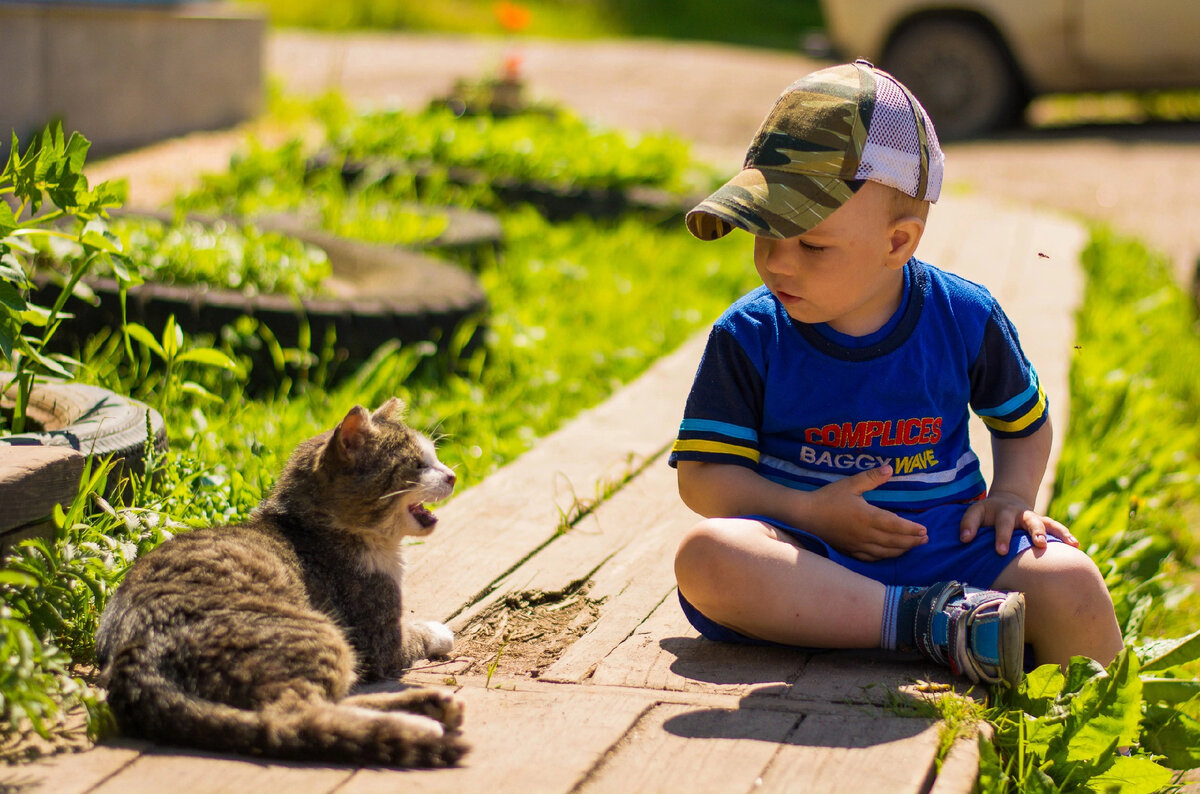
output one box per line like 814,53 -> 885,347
678,502 -> 1059,645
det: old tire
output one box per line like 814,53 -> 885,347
250,205 -> 504,271
1,375 -> 168,481
33,215 -> 488,383
326,155 -> 698,224
883,18 -> 1026,140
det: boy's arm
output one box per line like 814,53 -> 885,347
677,460 -> 928,562
959,418 -> 1080,553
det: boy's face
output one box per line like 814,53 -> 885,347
753,181 -> 914,337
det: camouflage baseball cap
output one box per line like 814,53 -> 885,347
686,59 -> 944,241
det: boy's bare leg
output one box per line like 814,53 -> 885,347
674,517 -> 885,647
992,543 -> 1123,669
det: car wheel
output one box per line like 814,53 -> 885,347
883,18 -> 1025,140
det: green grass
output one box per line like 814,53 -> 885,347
235,0 -> 824,51
37,216 -> 334,297
1050,230 -> 1200,639
977,230 -> 1200,791
1031,90 -> 1200,128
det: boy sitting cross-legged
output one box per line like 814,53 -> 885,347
670,60 -> 1122,686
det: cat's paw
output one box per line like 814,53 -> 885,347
345,688 -> 465,731
400,619 -> 455,665
418,620 -> 455,659
412,689 -> 465,732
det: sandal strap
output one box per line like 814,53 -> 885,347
913,580 -> 963,667
912,580 -> 1025,687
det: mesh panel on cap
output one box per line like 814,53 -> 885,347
855,72 -> 944,201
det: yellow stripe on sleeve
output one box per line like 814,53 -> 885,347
671,439 -> 761,463
981,386 -> 1047,433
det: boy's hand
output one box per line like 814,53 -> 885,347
959,489 -> 1079,554
807,466 -> 928,561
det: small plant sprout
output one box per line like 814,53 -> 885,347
0,125 -> 128,433
485,639 -> 508,689
123,315 -> 243,416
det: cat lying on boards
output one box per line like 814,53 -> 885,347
95,399 -> 468,767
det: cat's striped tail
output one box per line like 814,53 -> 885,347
103,642 -> 468,767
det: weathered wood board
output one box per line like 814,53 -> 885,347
404,333 -> 704,623
755,712 -> 943,794
0,742 -> 143,794
574,701 -> 803,794
336,683 -> 655,794
85,747 -> 354,794
578,593 -> 809,695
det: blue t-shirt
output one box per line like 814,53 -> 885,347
669,259 -> 1047,512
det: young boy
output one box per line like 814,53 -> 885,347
670,60 -> 1122,686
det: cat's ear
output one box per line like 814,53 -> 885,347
372,397 -> 407,423
330,404 -> 373,463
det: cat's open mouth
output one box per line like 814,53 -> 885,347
408,503 -> 438,529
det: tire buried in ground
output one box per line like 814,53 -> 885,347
315,154 -> 700,224
34,219 -> 488,388
253,205 -> 504,271
1,375 -> 168,489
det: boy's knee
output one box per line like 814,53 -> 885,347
1007,545 -> 1113,615
675,519 -> 728,578
674,519 -> 748,606
1049,547 -> 1108,593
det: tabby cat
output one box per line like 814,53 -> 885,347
95,399 -> 468,767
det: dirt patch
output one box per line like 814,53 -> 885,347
453,585 -> 604,679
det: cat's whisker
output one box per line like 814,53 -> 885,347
377,487 -> 416,502
426,422 -> 454,446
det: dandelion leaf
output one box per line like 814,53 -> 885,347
1083,755 -> 1172,794
1143,701 -> 1200,769
1139,627 -> 1200,673
1065,649 -> 1142,761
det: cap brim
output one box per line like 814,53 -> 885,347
685,167 -> 859,241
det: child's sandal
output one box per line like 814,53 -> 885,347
913,580 -> 1025,687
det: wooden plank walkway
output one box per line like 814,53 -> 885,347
0,193 -> 1085,793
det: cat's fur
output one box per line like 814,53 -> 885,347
95,399 -> 468,767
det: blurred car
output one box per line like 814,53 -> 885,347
818,0 -> 1200,138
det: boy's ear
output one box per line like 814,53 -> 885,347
885,216 -> 925,269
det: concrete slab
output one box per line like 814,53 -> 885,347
0,2 -> 265,156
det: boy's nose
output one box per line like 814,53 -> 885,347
762,237 -> 800,274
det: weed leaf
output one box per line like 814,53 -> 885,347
1141,677 -> 1200,705
1138,628 -> 1200,673
0,200 -> 16,236
0,280 -> 27,313
1064,649 -> 1142,761
1142,702 -> 1200,768
1015,664 -> 1066,717
0,569 -> 38,587
1083,755 -> 1172,794
174,347 -> 242,372
123,323 -> 165,359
